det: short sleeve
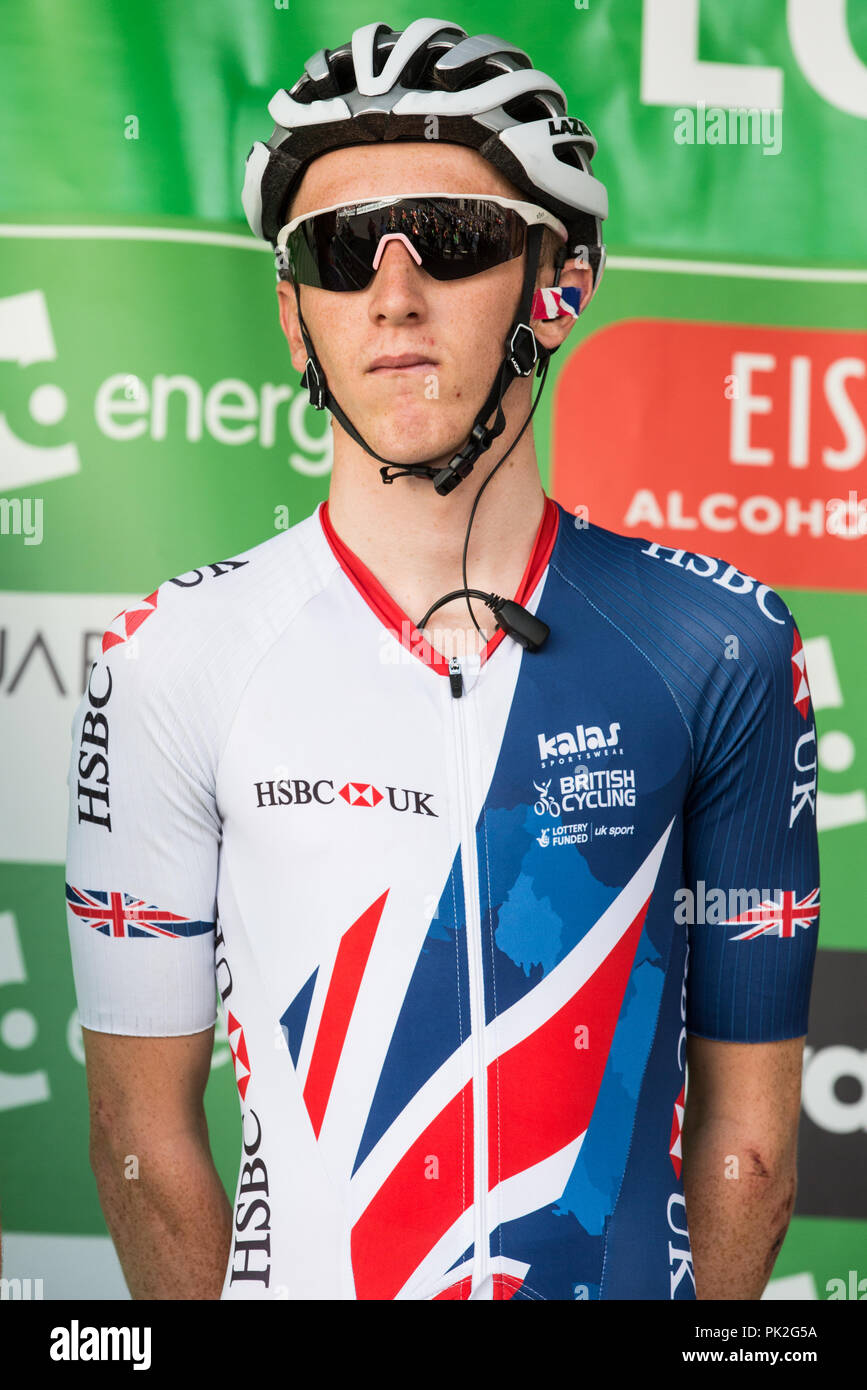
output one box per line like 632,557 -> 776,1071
65,636 -> 220,1036
683,601 -> 820,1042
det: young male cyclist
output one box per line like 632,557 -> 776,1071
66,19 -> 819,1301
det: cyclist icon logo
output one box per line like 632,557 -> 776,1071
533,779 -> 561,817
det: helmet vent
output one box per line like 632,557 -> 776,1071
502,92 -> 556,124
370,26 -> 398,81
405,38 -> 454,89
328,48 -> 358,97
553,144 -> 583,171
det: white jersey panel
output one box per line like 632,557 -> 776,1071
65,510 -> 338,1036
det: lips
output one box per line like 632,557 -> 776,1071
367,354 -> 437,373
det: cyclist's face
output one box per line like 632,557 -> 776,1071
276,142 -> 569,469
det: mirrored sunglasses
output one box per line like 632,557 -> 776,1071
275,194 -> 568,292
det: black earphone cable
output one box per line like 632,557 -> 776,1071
457,243 -> 566,639
457,351 -> 551,640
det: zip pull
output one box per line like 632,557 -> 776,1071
448,655 -> 463,699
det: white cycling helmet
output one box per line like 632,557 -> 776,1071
242,16 -> 608,293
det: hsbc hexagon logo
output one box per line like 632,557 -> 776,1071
792,629 -> 812,718
227,1010 -> 251,1101
101,590 -> 159,653
669,1082 -> 685,1179
339,782 -> 383,808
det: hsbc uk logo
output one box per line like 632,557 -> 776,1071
537,720 -> 623,766
253,777 -> 437,817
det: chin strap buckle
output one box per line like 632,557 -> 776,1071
301,357 -> 325,411
380,463 -> 441,485
431,422 -> 495,496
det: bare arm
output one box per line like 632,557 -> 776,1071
84,1025 -> 232,1300
681,1034 -> 804,1300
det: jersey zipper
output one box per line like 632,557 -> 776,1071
448,655 -> 489,1294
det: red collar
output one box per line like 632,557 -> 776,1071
318,494 -> 558,675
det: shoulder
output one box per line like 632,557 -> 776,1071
551,502 -> 799,669
96,505 -> 334,682
81,506 -> 337,756
549,504 -> 806,770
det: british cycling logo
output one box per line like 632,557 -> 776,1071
537,719 -> 623,765
532,768 -> 637,848
253,777 -> 438,816
533,768 -> 637,814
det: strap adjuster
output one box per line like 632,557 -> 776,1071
301,357 -> 325,410
507,323 -> 538,377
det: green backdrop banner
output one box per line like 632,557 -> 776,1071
1,0 -> 865,1301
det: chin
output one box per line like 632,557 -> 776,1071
364,410 -> 460,467
373,436 -> 455,470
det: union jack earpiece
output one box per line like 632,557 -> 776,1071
530,285 -> 583,321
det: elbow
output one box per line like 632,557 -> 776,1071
742,1146 -> 798,1250
742,1145 -> 797,1199
88,1097 -> 139,1182
88,1113 -> 121,1181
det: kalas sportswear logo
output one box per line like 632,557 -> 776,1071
253,778 -> 438,817
537,721 -> 622,763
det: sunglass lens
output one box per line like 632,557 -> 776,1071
287,199 -> 526,291
416,201 -> 525,280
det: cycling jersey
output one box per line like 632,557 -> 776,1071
65,495 -> 819,1301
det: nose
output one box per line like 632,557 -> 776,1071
367,236 -> 428,318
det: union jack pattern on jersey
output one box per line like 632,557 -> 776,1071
65,496 -> 820,1300
65,884 -> 214,939
722,888 -> 820,941
280,830 -> 666,1300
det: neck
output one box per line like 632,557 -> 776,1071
326,395 -> 547,658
